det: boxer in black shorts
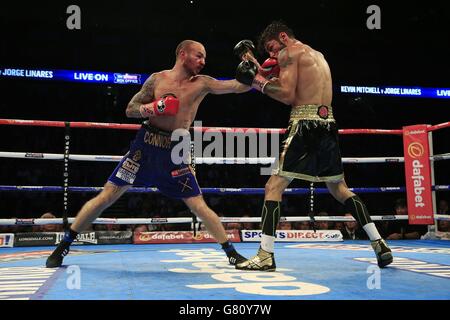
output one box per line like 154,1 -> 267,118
46,40 -> 250,268
233,21 -> 393,271
278,104 -> 344,182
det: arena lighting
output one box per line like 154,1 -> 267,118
1,67 -> 449,99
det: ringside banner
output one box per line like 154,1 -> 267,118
134,230 -> 240,244
13,231 -> 133,247
403,125 -> 434,224
241,230 -> 343,242
0,234 -> 14,248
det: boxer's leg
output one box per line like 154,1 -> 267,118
261,175 -> 292,251
236,175 -> 292,271
46,182 -> 130,268
326,179 -> 393,267
184,195 -> 246,265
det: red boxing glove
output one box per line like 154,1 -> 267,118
140,93 -> 180,118
259,58 -> 280,79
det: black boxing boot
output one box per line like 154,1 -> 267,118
221,241 -> 247,265
371,238 -> 393,268
46,228 -> 78,268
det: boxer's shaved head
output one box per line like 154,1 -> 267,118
176,40 -> 202,58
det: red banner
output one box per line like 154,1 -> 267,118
133,230 -> 240,244
403,125 -> 434,224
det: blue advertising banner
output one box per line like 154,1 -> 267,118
1,67 -> 449,99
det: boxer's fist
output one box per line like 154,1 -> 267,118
140,93 -> 179,117
259,58 -> 280,79
235,60 -> 258,86
234,40 -> 256,59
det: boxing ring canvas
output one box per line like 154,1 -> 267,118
1,240 -> 449,300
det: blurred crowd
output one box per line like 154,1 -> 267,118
1,198 -> 448,240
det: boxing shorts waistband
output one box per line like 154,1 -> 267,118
141,122 -> 174,149
141,122 -> 172,136
290,104 -> 335,122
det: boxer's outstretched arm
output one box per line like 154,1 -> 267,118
200,75 -> 251,95
126,74 -> 156,118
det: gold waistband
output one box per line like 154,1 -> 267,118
290,105 -> 335,122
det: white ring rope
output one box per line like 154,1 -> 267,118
0,215 -> 449,226
1,151 -> 450,164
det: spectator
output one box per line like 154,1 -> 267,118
133,225 -> 149,233
314,212 -> 330,230
294,221 -> 311,230
381,198 -> 427,240
437,200 -> 449,232
225,222 -> 242,231
105,224 -> 121,231
242,214 -> 256,230
39,212 -> 63,232
438,199 -> 449,214
94,224 -> 109,231
341,213 -> 367,240
438,219 -> 450,232
334,221 -> 345,233
278,221 -> 292,230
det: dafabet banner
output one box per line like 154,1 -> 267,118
403,125 -> 434,224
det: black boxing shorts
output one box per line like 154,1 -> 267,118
275,105 -> 345,182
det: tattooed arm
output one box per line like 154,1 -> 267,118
262,48 -> 298,105
125,74 -> 157,118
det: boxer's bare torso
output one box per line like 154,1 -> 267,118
126,70 -> 248,131
264,40 -> 333,108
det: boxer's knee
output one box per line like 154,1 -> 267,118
264,181 -> 280,200
265,176 -> 289,201
184,196 -> 210,218
326,180 -> 354,204
94,184 -> 127,209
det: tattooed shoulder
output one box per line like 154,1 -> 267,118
278,49 -> 294,68
143,73 -> 158,91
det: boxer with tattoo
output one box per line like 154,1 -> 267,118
47,40 -> 250,268
234,21 -> 393,271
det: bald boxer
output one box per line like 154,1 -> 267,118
234,21 -> 393,271
46,40 -> 250,268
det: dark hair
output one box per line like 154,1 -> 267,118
257,20 -> 295,54
394,198 -> 407,209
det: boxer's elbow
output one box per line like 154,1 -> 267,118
277,89 -> 295,105
265,83 -> 293,105
125,104 -> 133,118
125,103 -> 140,118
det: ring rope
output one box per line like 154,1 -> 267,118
1,118 -> 449,133
0,214 -> 448,226
1,185 -> 449,194
0,118 -> 424,135
1,152 -> 449,163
